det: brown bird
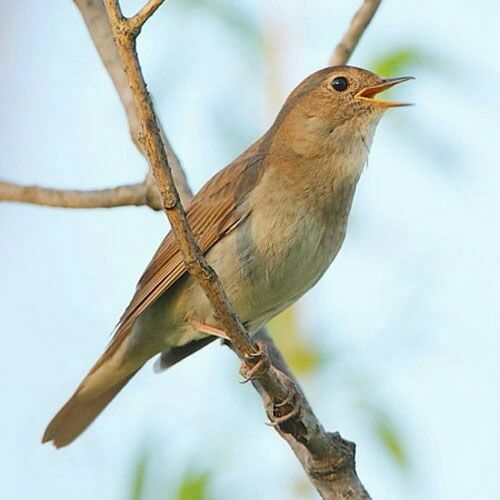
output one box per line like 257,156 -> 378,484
42,65 -> 412,448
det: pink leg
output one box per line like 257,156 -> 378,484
188,319 -> 230,341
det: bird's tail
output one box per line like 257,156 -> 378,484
42,338 -> 141,448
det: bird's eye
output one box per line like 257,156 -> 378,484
331,76 -> 349,92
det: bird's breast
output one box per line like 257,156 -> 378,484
230,172 -> 355,329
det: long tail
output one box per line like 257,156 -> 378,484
42,340 -> 141,448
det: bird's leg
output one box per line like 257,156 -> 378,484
188,319 -> 230,341
266,368 -> 301,427
239,340 -> 271,382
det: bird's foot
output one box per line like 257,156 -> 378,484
239,341 -> 271,382
266,369 -> 301,428
240,342 -> 301,427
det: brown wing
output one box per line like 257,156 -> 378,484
99,146 -> 266,365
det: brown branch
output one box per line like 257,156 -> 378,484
329,0 -> 382,66
0,178 -> 162,210
129,0 -> 166,33
249,331 -> 370,499
0,0 -> 190,211
74,0 -> 191,207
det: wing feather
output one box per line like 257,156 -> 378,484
97,147 -> 266,367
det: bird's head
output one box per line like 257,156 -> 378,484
268,65 -> 413,161
286,65 -> 413,125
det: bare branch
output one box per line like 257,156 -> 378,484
129,0 -> 166,34
0,178 -> 162,210
74,0 -> 192,206
329,0 -> 382,66
248,331 -> 370,499
101,0 -> 123,24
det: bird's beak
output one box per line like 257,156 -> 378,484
355,76 -> 414,108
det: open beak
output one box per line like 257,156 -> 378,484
355,76 -> 414,108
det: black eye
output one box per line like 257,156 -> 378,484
331,76 -> 349,92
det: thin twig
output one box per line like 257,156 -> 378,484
0,179 -> 162,210
329,0 -> 382,66
129,0 -> 166,33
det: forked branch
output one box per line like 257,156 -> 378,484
129,0 -> 166,33
0,0 -> 380,212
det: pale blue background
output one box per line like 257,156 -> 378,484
1,1 -> 499,499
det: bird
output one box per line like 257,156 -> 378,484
42,65 -> 413,448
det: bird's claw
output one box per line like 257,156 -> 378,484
239,342 -> 302,427
239,341 -> 271,383
266,379 -> 301,427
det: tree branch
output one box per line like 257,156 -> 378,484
0,0 -> 380,211
0,178 -> 162,209
249,331 -> 370,499
74,0 -> 192,206
129,0 -> 166,33
329,0 -> 382,66
0,0 -> 191,211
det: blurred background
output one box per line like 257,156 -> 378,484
1,1 -> 499,499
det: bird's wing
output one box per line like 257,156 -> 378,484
96,150 -> 265,368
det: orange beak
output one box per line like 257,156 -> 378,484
355,76 -> 414,108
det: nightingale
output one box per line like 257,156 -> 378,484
43,65 -> 412,448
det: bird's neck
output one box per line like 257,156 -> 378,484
264,116 -> 380,209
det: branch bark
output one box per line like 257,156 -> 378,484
0,0 -> 190,211
75,0 -> 192,206
329,0 -> 382,66
128,0 -> 165,33
102,0 -> 259,357
250,331 -> 370,499
0,178 -> 163,210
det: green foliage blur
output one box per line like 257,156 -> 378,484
129,449 -> 213,500
175,471 -> 211,500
